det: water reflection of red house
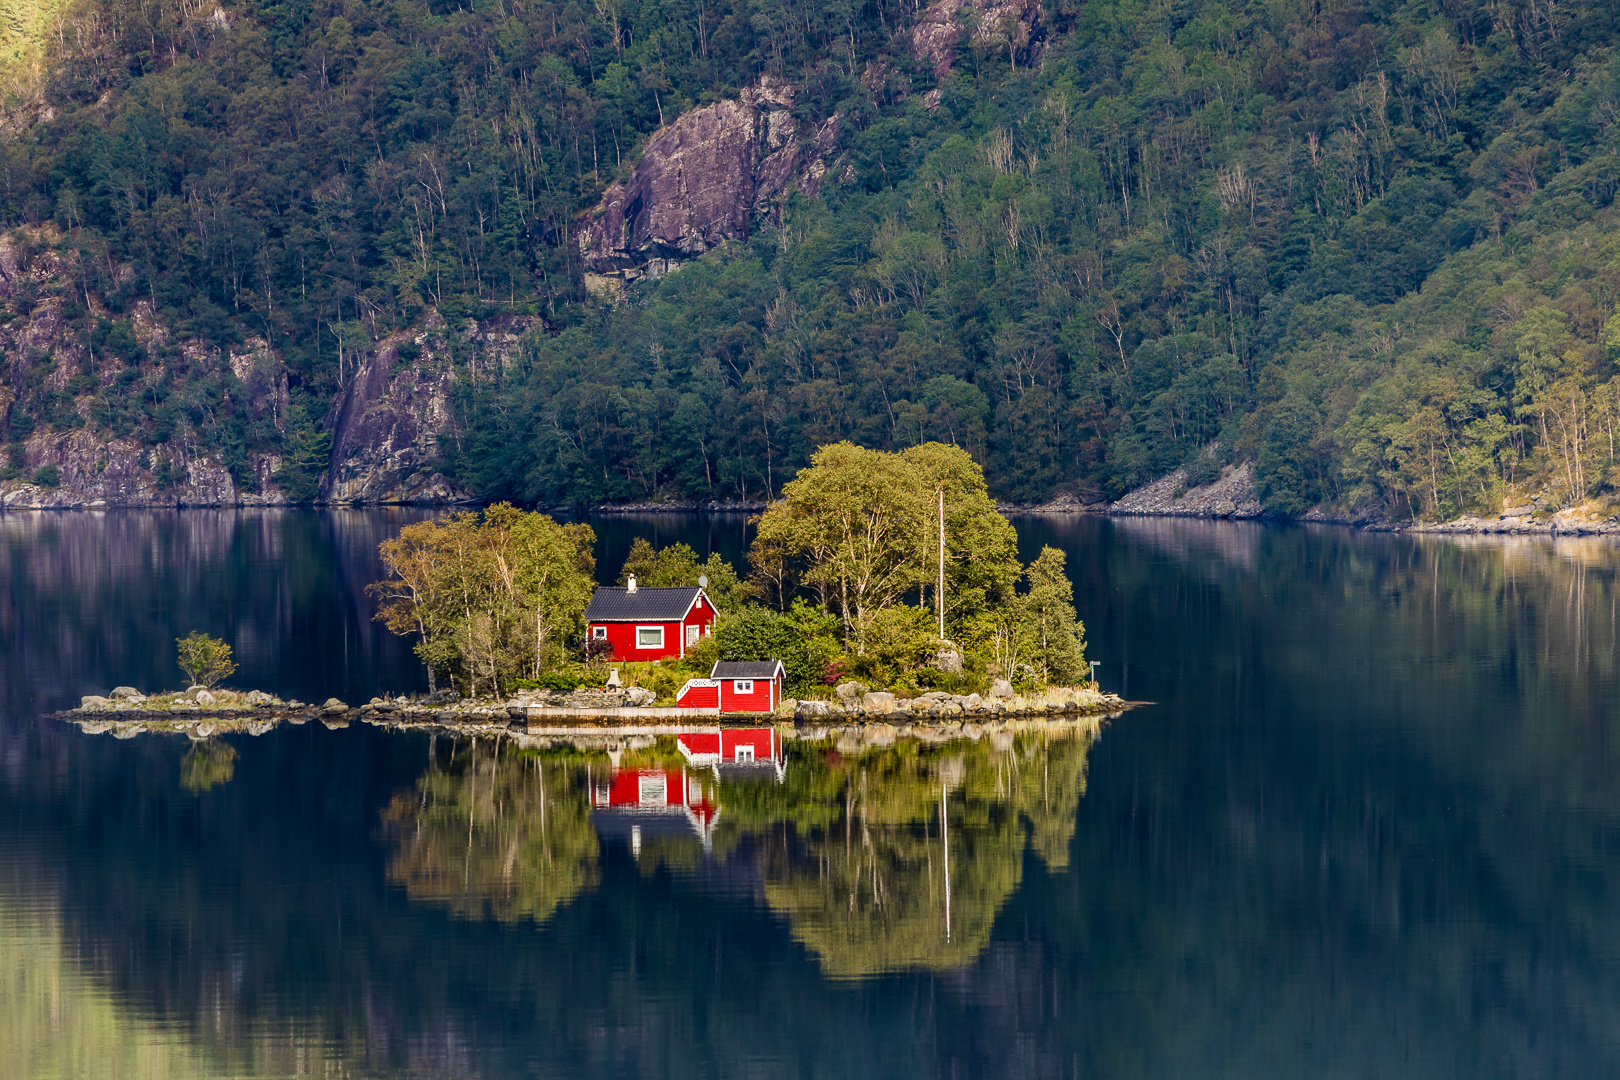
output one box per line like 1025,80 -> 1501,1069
676,728 -> 781,774
592,767 -> 720,851
591,729 -> 787,853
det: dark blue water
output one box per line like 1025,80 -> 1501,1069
3,511 -> 1618,1078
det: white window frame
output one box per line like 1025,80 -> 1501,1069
734,744 -> 755,763
734,680 -> 754,694
686,624 -> 700,646
636,625 -> 665,649
592,626 -> 607,640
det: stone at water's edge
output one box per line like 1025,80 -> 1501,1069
990,679 -> 1014,699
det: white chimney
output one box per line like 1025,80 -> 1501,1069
627,574 -> 637,593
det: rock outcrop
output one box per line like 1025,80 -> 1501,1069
1110,461 -> 1267,519
910,0 -> 1046,79
321,313 -> 541,504
0,222 -> 545,507
577,78 -> 840,287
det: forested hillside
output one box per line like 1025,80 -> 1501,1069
3,0 -> 1620,516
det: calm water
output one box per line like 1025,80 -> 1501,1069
3,511 -> 1619,1078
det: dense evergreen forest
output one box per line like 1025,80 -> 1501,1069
5,0 -> 1620,515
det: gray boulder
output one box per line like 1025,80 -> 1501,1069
194,690 -> 216,707
989,679 -> 1015,699
934,648 -> 964,674
861,691 -> 896,713
110,686 -> 142,700
185,686 -> 207,700
625,686 -> 656,707
245,690 -> 274,706
795,699 -> 831,719
79,695 -> 111,711
322,697 -> 348,713
835,681 -> 868,701
963,693 -> 985,711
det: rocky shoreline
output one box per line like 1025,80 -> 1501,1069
60,682 -> 1131,732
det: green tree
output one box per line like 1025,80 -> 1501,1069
1019,548 -> 1088,685
369,507 -> 597,696
175,632 -> 235,689
749,441 -> 933,648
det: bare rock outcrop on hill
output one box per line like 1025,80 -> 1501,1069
322,314 -> 541,504
577,78 -> 840,287
910,0 -> 1046,78
1110,462 -> 1267,519
0,226 -> 546,508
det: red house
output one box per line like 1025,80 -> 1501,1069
675,660 -> 786,713
583,576 -> 715,662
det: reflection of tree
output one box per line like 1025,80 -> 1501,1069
382,738 -> 599,925
376,726 -> 1095,979
179,740 -> 237,793
751,727 -> 1096,978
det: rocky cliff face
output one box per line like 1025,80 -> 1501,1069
577,78 -> 841,287
324,314 -> 542,504
0,227 -> 542,509
575,0 -> 1044,287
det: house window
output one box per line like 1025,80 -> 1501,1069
734,745 -> 755,762
686,624 -> 699,647
636,625 -> 664,649
592,626 -> 607,639
734,680 -> 754,694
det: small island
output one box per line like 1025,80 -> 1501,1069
62,441 -> 1129,736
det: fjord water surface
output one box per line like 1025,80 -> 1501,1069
2,510 -> 1618,1078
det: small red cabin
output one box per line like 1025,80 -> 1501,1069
583,577 -> 715,662
675,660 -> 785,713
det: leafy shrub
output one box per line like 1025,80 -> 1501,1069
513,669 -> 596,692
30,465 -> 59,487
711,600 -> 843,694
582,638 -> 615,668
850,605 -> 940,688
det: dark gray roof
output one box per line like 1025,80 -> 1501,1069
584,586 -> 703,622
711,660 -> 784,680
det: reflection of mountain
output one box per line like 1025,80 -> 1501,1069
0,508 -> 436,715
0,893 -> 355,1079
383,737 -> 599,925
